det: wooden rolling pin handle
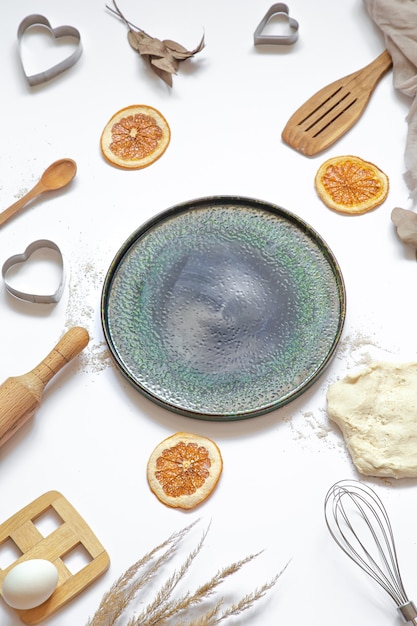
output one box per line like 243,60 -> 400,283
0,326 -> 89,447
31,326 -> 90,386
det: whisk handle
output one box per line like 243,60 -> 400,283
398,601 -> 417,623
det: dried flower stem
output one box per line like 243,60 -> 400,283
106,0 -> 144,35
105,0 -> 205,86
86,520 -> 199,626
87,521 -> 286,626
132,524 -> 211,625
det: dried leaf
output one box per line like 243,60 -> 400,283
392,207 -> 417,247
107,0 -> 205,86
162,39 -> 189,54
146,62 -> 173,87
164,35 -> 205,60
137,38 -> 170,58
164,48 -> 194,61
151,54 -> 179,75
127,29 -> 149,51
189,34 -> 206,55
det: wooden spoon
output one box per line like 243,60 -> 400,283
281,50 -> 392,156
0,158 -> 77,227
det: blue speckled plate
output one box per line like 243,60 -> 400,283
101,196 -> 346,420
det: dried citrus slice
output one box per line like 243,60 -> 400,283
100,104 -> 170,169
147,432 -> 223,509
314,155 -> 389,214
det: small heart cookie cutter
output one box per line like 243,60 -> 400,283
254,3 -> 299,46
2,239 -> 65,304
17,14 -> 83,86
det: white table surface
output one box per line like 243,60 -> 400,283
1,1 -> 417,624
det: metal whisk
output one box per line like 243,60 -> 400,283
324,479 -> 417,624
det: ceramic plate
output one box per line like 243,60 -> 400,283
101,196 -> 346,420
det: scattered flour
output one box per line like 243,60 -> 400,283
64,255 -> 112,374
289,329 -> 395,450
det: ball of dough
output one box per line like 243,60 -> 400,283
327,361 -> 417,478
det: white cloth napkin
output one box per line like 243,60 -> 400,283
364,0 -> 417,201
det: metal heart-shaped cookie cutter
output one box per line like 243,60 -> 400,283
2,240 -> 65,304
17,14 -> 83,86
254,3 -> 299,46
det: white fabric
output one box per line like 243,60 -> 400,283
364,0 -> 417,199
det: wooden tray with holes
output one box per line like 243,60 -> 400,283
0,490 -> 110,624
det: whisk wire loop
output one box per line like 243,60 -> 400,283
325,480 -> 411,612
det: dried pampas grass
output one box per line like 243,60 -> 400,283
86,520 -> 286,625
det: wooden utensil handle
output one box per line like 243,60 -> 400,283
30,326 -> 90,386
0,183 -> 44,227
360,49 -> 392,85
0,327 -> 89,447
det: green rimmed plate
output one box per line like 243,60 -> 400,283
101,196 -> 346,420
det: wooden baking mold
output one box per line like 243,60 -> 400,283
0,491 -> 110,624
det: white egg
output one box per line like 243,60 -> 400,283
1,559 -> 59,610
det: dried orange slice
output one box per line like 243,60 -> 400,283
314,155 -> 389,214
100,104 -> 170,169
147,432 -> 223,509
